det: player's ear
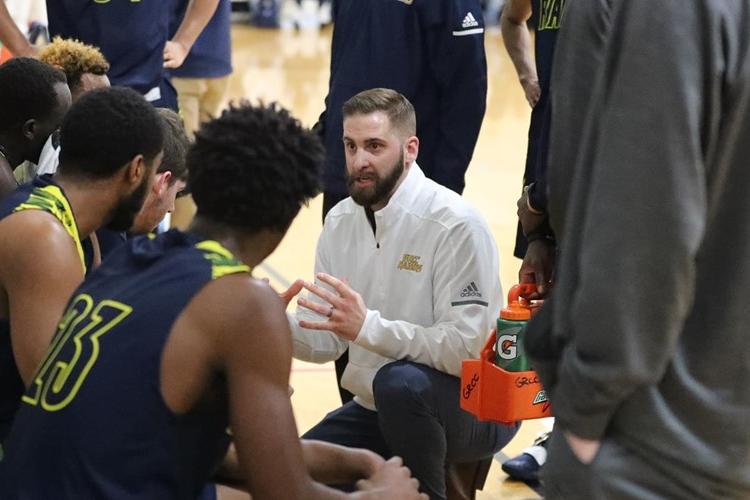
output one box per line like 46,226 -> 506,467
124,154 -> 146,187
21,118 -> 36,140
154,171 -> 172,195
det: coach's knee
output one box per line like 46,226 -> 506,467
373,361 -> 434,413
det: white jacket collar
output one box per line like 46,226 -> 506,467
375,162 -> 425,219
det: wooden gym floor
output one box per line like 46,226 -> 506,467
218,22 -> 547,499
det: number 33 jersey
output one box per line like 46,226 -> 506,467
0,230 -> 249,500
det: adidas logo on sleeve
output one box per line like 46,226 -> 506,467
460,281 -> 482,297
453,11 -> 484,36
452,281 -> 489,307
462,12 -> 479,28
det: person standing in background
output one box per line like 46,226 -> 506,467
45,0 -> 220,110
319,0 -> 487,216
169,0 -> 233,230
498,0 -> 564,482
503,0 -> 564,297
527,1 -> 750,498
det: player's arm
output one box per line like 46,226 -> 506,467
501,0 -> 539,107
0,212 -> 84,383
164,0 -> 220,69
0,1 -> 35,58
193,276 -> 421,499
214,440 -> 386,488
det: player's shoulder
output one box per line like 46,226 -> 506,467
187,273 -> 287,334
0,209 -> 76,254
0,210 -> 81,280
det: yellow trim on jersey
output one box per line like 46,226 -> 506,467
14,185 -> 86,274
194,240 -> 250,279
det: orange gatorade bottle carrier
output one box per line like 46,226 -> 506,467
460,284 -> 552,424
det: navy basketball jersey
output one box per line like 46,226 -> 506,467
46,0 -> 170,99
0,230 -> 249,499
534,0 -> 564,92
0,175 -> 84,449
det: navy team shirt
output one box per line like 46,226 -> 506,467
0,231 -> 247,499
46,1 -> 174,107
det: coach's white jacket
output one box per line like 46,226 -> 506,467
290,165 -> 501,410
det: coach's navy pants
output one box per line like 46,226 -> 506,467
302,360 -> 519,499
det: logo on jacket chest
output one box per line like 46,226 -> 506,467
397,254 -> 423,272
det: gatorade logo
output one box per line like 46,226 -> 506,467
532,390 -> 548,406
498,334 -> 517,360
532,390 -> 551,412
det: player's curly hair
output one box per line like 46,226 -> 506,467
188,102 -> 323,233
39,37 -> 109,93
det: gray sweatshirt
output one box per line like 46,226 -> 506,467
528,0 -> 750,494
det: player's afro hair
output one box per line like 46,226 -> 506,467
39,37 -> 109,92
188,102 -> 323,233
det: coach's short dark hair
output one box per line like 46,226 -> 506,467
0,57 -> 67,131
156,108 -> 189,183
342,88 -> 416,137
58,87 -> 164,179
188,102 -> 323,233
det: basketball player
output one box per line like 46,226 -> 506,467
39,37 -> 111,102
0,57 -> 70,200
130,109 -> 190,235
0,87 -> 163,451
95,108 -> 192,259
0,102 -> 424,500
14,37 -> 111,184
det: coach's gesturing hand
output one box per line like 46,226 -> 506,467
297,273 -> 367,341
